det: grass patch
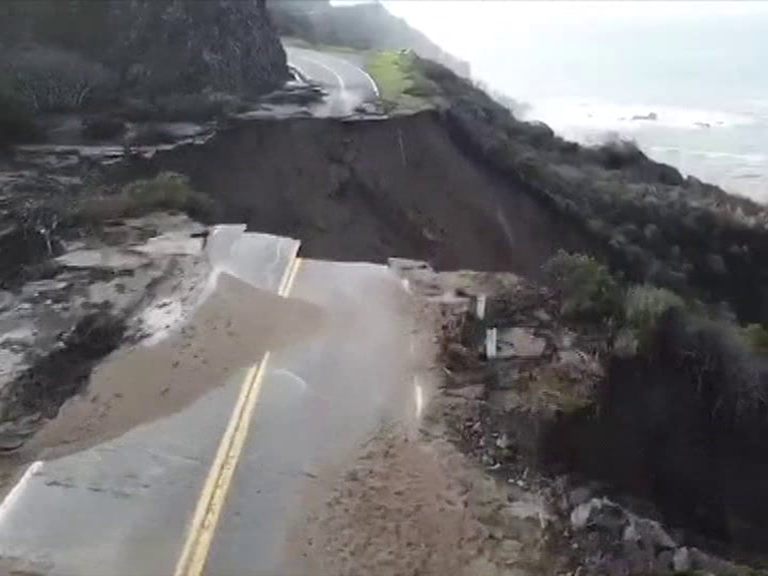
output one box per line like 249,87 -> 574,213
68,172 -> 217,225
743,324 -> 768,354
365,51 -> 438,112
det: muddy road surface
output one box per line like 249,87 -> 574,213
0,231 -> 439,576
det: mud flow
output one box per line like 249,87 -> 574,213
23,273 -> 324,460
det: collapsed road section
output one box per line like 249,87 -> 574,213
0,227 -> 436,576
0,228 -> 304,575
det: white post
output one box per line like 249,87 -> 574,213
476,295 -> 487,320
485,328 -> 497,359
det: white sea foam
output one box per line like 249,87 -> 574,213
525,99 -> 757,132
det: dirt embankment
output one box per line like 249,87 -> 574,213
418,266 -> 768,575
123,112 -> 593,279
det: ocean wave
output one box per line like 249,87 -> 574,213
527,99 -> 758,131
648,146 -> 767,164
645,146 -> 768,203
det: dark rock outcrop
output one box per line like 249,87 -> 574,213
0,0 -> 289,98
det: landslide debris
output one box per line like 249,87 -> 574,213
398,259 -> 768,575
140,112 -> 592,278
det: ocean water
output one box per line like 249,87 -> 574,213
385,1 -> 768,203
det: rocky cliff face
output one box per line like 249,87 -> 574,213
0,0 -> 289,97
111,0 -> 289,95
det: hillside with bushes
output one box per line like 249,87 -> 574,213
395,56 -> 768,327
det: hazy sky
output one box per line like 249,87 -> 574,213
328,1 -> 768,200
380,1 -> 768,64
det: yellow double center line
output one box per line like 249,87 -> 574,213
174,254 -> 303,576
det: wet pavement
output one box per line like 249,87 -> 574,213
203,260 -> 420,576
0,229 -> 299,576
0,231 -> 426,576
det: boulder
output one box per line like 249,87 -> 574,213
571,498 -> 628,537
496,327 -> 546,359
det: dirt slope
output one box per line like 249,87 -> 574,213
137,112 -> 592,277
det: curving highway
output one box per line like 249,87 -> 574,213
286,46 -> 380,117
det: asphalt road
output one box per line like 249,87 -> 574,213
286,46 -> 380,116
202,259 -> 421,575
0,231 -> 426,576
0,229 -> 299,576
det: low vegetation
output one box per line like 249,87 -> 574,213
0,46 -> 115,113
67,172 -> 217,225
545,250 -> 766,364
543,250 -> 622,322
743,323 -> 768,354
624,284 -> 684,345
412,56 -> 768,327
365,50 -> 439,112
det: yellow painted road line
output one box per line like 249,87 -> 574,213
175,255 -> 302,576
281,256 -> 302,298
277,247 -> 301,296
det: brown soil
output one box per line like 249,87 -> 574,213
20,273 -> 325,461
131,112 -> 592,279
285,416 -> 559,576
286,427 -> 489,576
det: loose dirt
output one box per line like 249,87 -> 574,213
21,273 -> 325,461
286,427 -> 489,576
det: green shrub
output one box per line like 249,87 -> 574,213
544,250 -> 622,322
70,173 -> 216,224
592,138 -> 645,171
743,324 -> 768,354
656,310 -> 765,424
625,284 -> 685,346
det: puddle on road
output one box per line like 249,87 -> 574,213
24,273 -> 326,461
